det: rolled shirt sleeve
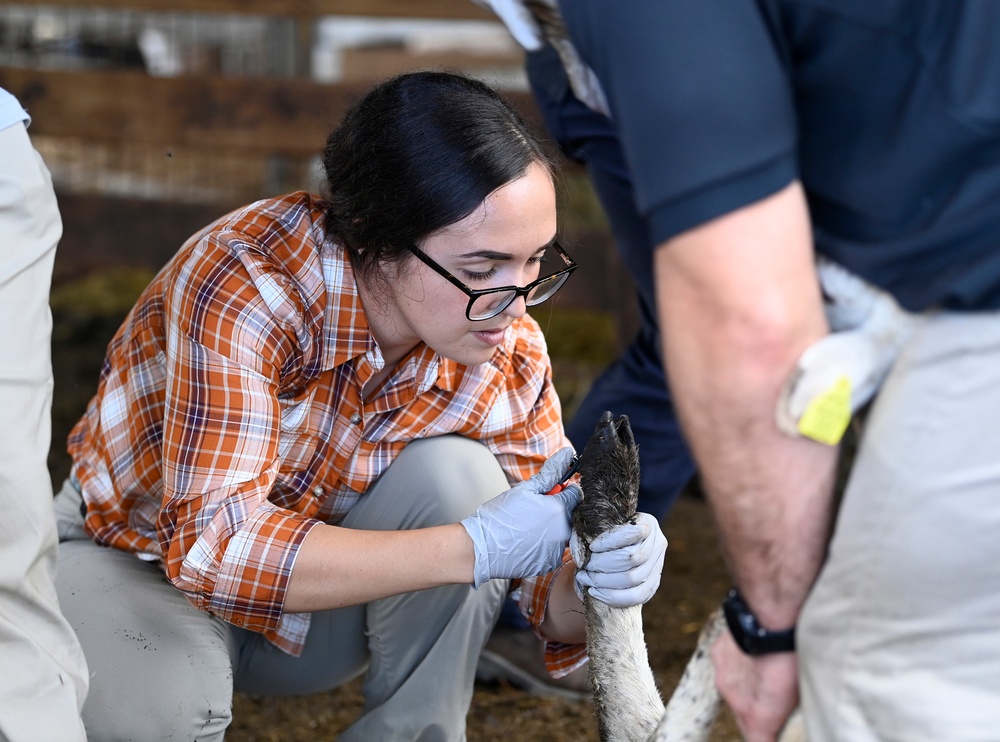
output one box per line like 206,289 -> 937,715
158,238 -> 323,651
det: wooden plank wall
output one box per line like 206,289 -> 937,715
0,0 -> 540,157
1,2 -> 630,329
0,1 -> 557,283
0,66 -> 546,158
17,0 -> 494,20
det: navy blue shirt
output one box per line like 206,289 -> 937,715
561,0 -> 1000,311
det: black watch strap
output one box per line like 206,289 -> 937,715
722,588 -> 796,656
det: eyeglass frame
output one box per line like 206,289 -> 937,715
405,241 -> 578,321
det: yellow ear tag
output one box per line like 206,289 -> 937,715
796,375 -> 852,445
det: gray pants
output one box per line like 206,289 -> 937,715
798,309 -> 1000,741
55,435 -> 510,741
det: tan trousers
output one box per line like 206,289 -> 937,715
0,121 -> 88,742
798,308 -> 1000,741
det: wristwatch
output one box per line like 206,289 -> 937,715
722,588 -> 796,656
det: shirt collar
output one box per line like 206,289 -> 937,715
319,241 -> 378,370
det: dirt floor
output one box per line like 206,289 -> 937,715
49,273 -> 743,742
225,489 -> 743,741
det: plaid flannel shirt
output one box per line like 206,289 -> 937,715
68,191 -> 586,673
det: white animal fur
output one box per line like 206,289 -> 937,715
572,412 -> 806,741
583,603 -> 806,742
586,598 -> 665,741
650,610 -> 724,742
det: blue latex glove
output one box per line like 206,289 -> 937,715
572,512 -> 667,607
460,447 -> 582,588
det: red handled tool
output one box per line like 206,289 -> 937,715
545,453 -> 581,494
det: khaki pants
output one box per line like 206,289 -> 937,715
56,435 -> 509,741
0,121 -> 88,742
798,309 -> 1000,741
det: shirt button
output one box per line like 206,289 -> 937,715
313,485 -> 323,497
350,413 -> 362,425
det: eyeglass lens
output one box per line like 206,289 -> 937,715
467,272 -> 570,320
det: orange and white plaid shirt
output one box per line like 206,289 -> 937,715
68,191 -> 586,673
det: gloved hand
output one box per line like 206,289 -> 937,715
460,447 -> 582,588
571,512 -> 667,608
776,256 -> 916,445
470,0 -> 543,50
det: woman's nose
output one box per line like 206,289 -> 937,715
502,293 -> 528,320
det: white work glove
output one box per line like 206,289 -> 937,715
570,512 -> 667,608
471,0 -> 543,50
776,256 -> 916,445
460,447 -> 582,589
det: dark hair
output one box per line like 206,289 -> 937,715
322,71 -> 554,281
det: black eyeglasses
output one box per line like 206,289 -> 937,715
406,241 -> 578,321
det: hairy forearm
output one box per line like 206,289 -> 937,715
284,522 -> 475,612
656,183 -> 839,628
664,316 -> 837,626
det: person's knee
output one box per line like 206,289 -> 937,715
83,668 -> 233,742
76,598 -> 234,741
78,610 -> 235,741
56,539 -> 236,740
386,436 -> 510,526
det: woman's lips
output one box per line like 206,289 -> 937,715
471,325 -> 509,346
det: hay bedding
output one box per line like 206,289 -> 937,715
227,492 -> 741,741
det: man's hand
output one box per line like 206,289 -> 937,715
460,447 -> 581,588
571,512 -> 667,607
712,629 -> 800,742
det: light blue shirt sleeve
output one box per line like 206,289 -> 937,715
0,87 -> 30,132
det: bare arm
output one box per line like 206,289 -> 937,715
286,448 -> 582,616
288,519 -> 589,647
539,563 -> 587,644
656,183 -> 838,739
656,181 -> 836,625
285,523 -> 475,612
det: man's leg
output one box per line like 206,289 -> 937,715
565,322 -> 695,516
235,436 -> 510,741
526,44 -> 695,517
54,480 -> 236,741
0,122 -> 88,742
798,309 -> 1000,741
